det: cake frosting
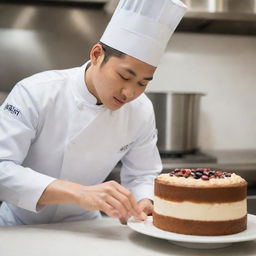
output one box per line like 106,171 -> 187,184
156,172 -> 245,186
153,168 -> 247,236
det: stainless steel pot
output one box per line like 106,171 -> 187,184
146,92 -> 205,154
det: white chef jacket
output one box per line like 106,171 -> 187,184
0,62 -> 162,225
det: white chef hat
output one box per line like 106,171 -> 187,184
100,0 -> 187,67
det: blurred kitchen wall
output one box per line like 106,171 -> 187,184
147,33 -> 256,151
0,2 -> 111,92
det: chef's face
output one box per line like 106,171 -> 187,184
88,44 -> 156,111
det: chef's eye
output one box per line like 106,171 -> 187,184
118,73 -> 129,81
138,82 -> 147,87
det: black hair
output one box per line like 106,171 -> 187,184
99,42 -> 125,65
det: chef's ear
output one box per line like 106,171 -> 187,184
90,43 -> 105,65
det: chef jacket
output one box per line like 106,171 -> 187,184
0,61 -> 162,225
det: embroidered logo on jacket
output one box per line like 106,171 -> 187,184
4,103 -> 20,116
119,142 -> 133,153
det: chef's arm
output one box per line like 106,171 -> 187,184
121,152 -> 161,203
120,115 -> 162,204
37,179 -> 146,220
0,84 -> 57,212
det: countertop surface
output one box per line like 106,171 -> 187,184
0,217 -> 255,256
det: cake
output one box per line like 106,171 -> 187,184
153,168 -> 247,236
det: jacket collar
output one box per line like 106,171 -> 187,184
72,61 -> 104,110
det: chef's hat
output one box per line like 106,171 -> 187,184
100,0 -> 187,67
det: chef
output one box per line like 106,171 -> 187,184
0,0 -> 186,225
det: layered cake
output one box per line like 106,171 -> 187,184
153,168 -> 247,236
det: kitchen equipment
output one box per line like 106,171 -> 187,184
146,92 -> 205,155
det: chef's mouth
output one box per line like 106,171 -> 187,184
114,97 -> 125,105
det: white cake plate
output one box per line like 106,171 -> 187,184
127,214 -> 256,249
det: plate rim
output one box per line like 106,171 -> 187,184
127,214 -> 256,244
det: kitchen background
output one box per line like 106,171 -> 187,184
0,0 -> 256,212
150,33 -> 256,151
0,0 -> 255,151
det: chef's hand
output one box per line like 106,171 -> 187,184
37,179 -> 146,222
138,198 -> 153,215
78,180 -> 145,221
119,198 -> 152,225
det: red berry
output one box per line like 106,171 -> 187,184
201,175 -> 209,181
185,169 -> 191,175
216,171 -> 223,177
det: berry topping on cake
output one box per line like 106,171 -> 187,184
169,168 -> 232,181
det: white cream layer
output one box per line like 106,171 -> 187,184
154,196 -> 247,221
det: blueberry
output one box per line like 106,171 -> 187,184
209,171 -> 215,176
195,171 -> 203,177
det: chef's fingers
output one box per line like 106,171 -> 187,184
100,201 -> 121,219
111,181 -> 141,213
116,186 -> 143,217
107,181 -> 143,219
106,195 -> 129,219
138,199 -> 153,215
109,188 -> 137,217
143,206 -> 153,216
140,211 -> 148,220
119,217 -> 128,225
119,211 -> 147,225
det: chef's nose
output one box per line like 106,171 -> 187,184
121,86 -> 135,100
